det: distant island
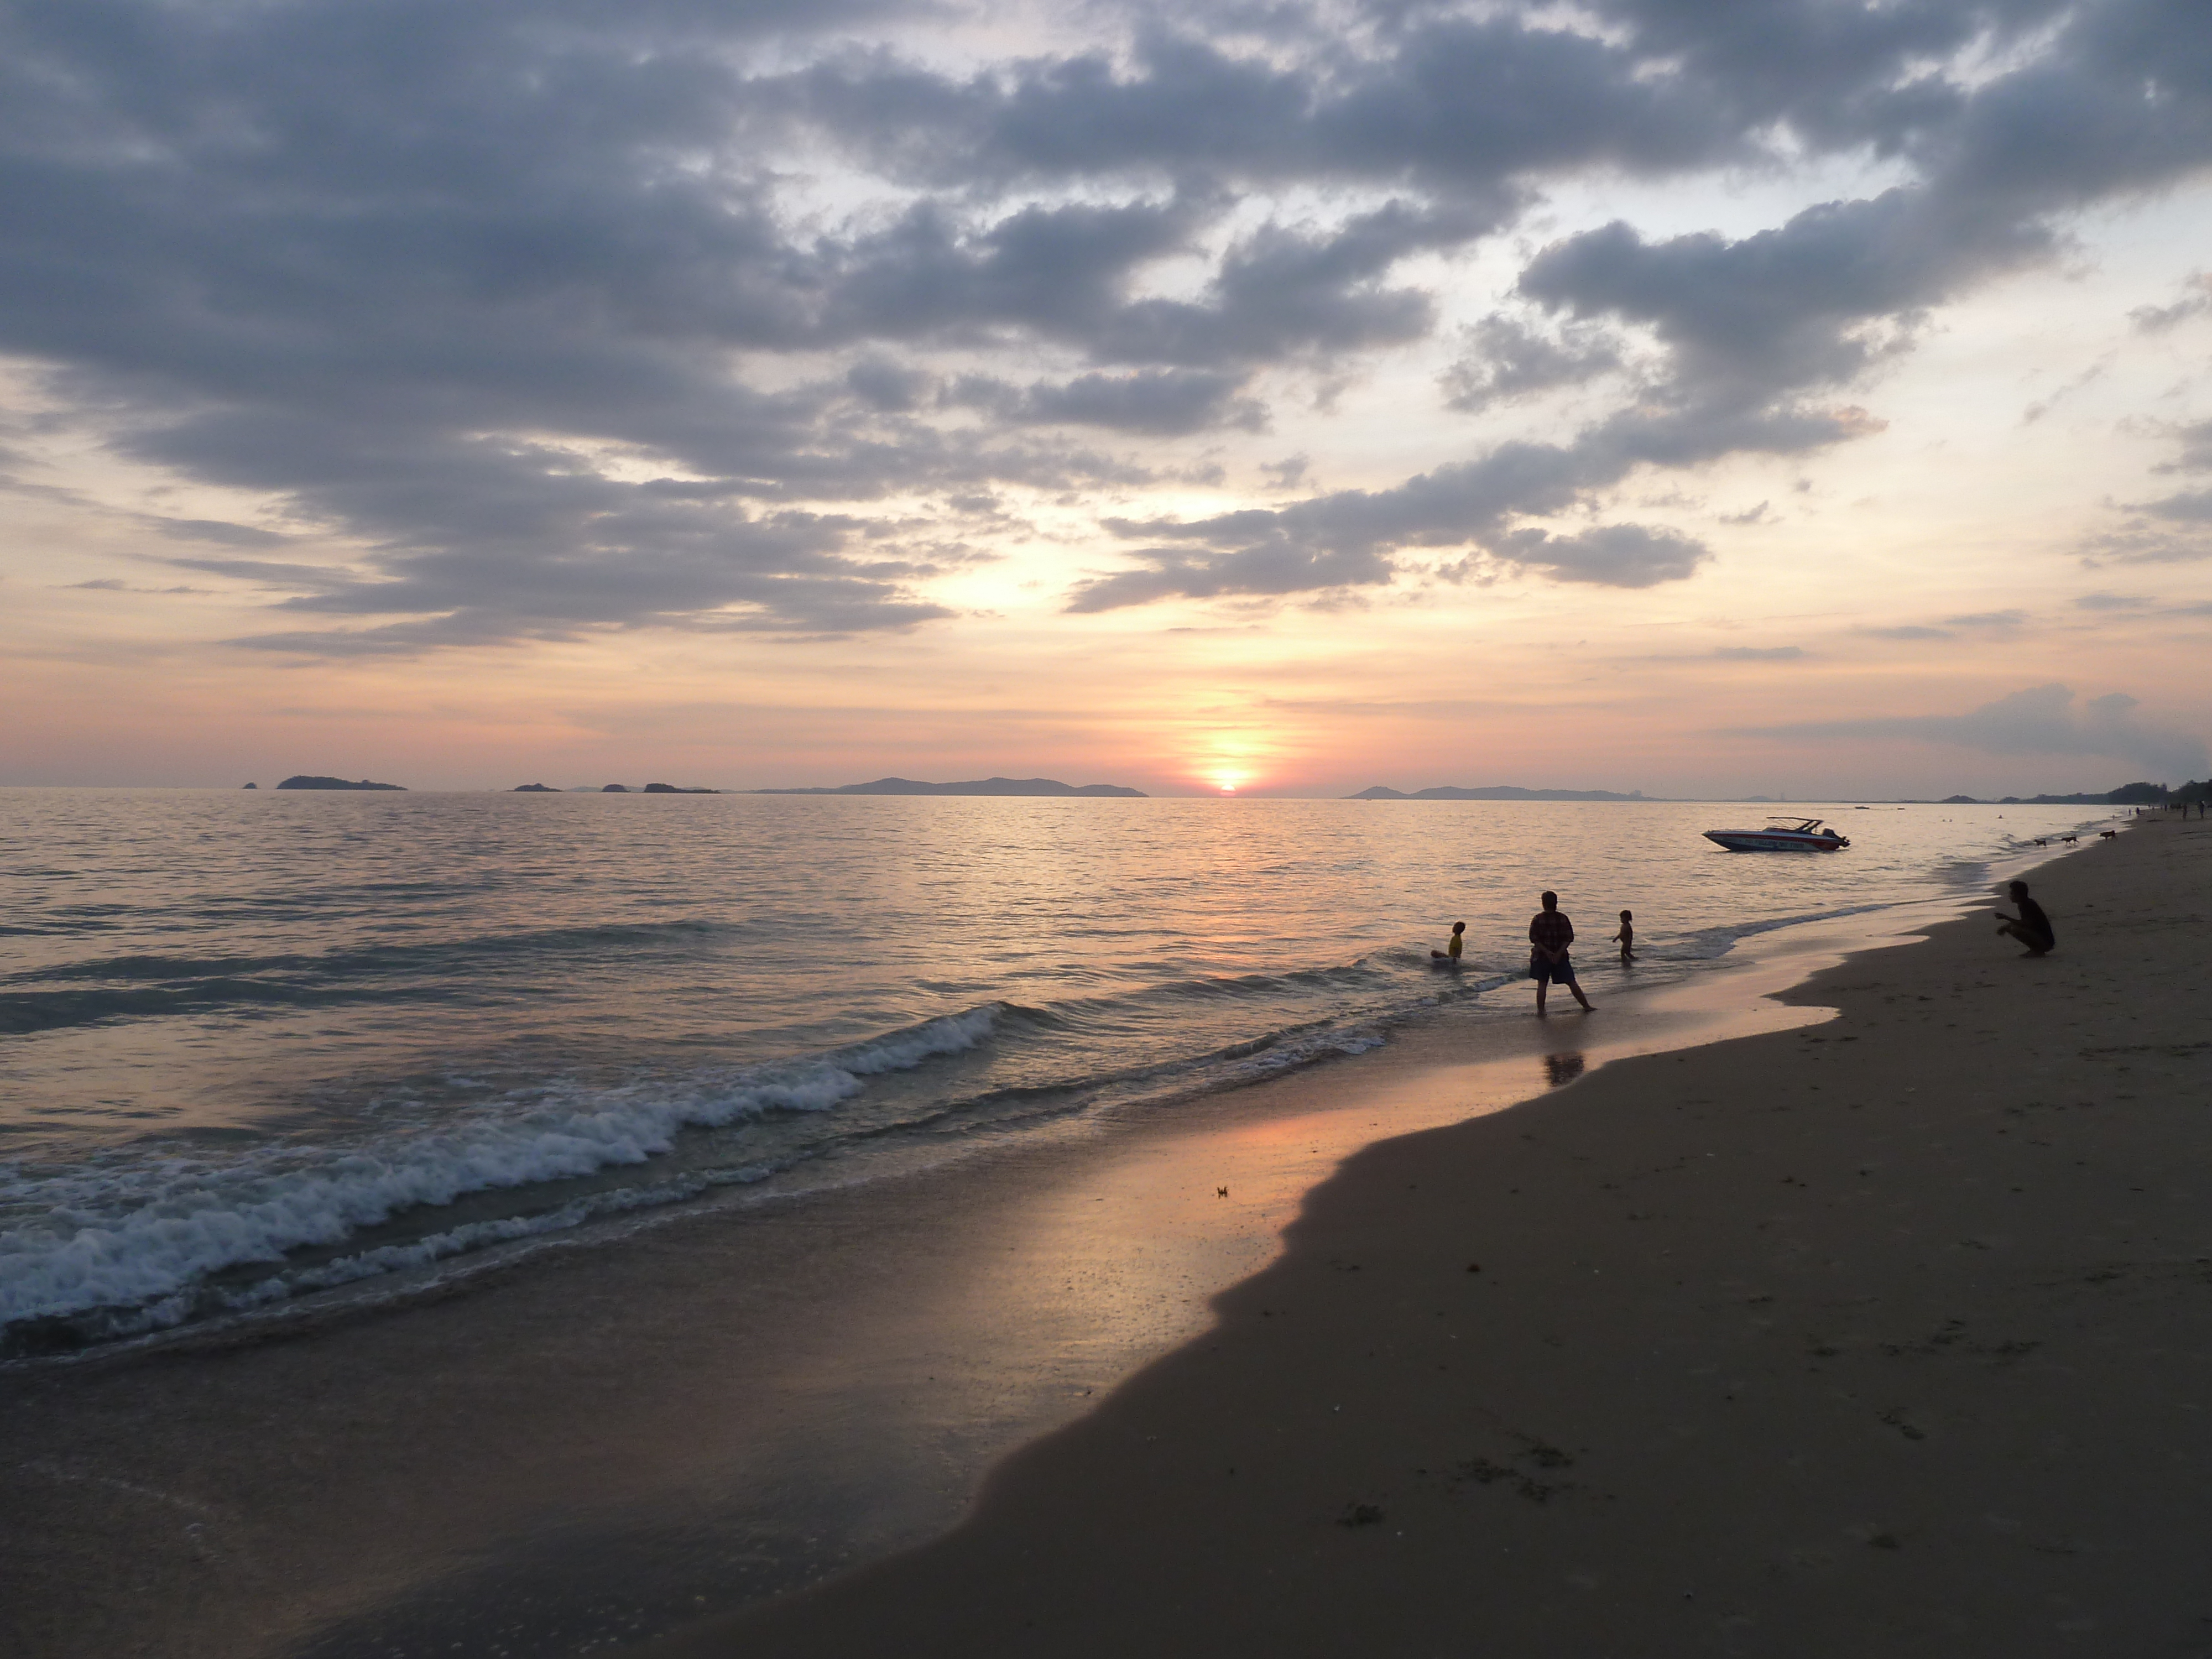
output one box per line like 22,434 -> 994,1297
758,776 -> 1146,797
276,775 -> 405,791
1936,782 -> 2182,806
513,783 -> 557,792
1350,784 -> 1650,802
570,783 -> 721,793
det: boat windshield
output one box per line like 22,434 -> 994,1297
1767,817 -> 1830,833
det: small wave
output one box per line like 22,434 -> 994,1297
0,1005 -> 1001,1355
995,959 -> 1393,1035
1663,901 -> 1900,961
0,919 -> 750,1037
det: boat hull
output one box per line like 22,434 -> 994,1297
1703,830 -> 1848,852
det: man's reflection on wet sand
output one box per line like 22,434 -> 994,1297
1543,1051 -> 1586,1088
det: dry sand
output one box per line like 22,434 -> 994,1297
651,816 -> 2212,1658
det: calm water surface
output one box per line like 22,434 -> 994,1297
0,789 -> 2105,1355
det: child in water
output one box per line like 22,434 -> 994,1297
1432,921 -> 1466,963
1612,910 -> 1635,962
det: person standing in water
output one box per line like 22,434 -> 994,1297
1528,891 -> 1594,1014
1432,921 -> 1466,964
1994,879 -> 2056,956
1612,909 -> 1635,963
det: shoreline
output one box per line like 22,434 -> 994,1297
649,815 -> 2212,1658
0,831 -> 2141,1657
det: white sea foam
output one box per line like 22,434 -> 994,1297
0,1006 -> 1001,1339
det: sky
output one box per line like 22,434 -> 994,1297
4,0 -> 2211,799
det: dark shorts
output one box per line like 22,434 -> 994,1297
1531,952 -> 1577,985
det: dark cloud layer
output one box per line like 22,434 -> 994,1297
1741,682 -> 2210,778
1,0 -> 2209,646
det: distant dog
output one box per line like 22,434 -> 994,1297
2060,834 -> 2078,844
2033,837 -> 2048,847
2099,829 -> 2118,839
1217,1186 -> 1229,1198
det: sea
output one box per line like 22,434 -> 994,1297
0,789 -> 2109,1361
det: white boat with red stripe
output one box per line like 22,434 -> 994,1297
1702,816 -> 1850,852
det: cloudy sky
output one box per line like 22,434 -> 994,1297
5,0 -> 2210,796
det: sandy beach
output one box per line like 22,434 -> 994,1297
649,815 -> 2212,1658
5,817 -> 2204,1658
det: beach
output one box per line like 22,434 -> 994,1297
4,816 -> 2203,1657
649,815 -> 2212,1658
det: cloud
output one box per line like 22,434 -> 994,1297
1504,523 -> 1709,588
1067,435 -> 1717,608
1738,682 -> 2209,778
148,518 -> 295,548
948,369 -> 1265,435
1942,609 -> 2029,628
2162,420 -> 2212,476
1713,645 -> 1806,660
1440,315 -> 1624,413
1061,0 -> 2212,617
2074,591 -> 2152,609
2084,420 -> 2212,564
2131,274 -> 2212,332
61,577 -> 208,594
6,0 -> 2212,644
2022,361 -> 2106,425
1862,624 -> 1954,640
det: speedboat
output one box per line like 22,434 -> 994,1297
1703,816 -> 1850,852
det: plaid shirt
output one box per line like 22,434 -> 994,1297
1528,910 -> 1574,957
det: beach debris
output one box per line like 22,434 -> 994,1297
1449,1444 -> 1572,1503
1337,1502 -> 1386,1528
1466,1262 -> 1483,1272
1453,1458 -> 1561,1504
1514,1437 -> 1574,1469
1215,1186 -> 1228,1198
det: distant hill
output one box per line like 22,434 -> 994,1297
276,775 -> 405,791
1350,784 -> 1650,801
578,782 -> 722,792
758,776 -> 1146,797
1939,783 -> 2174,806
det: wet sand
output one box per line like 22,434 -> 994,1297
650,816 -> 2212,1658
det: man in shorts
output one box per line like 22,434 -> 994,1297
1528,890 -> 1595,1014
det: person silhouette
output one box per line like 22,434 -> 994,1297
1994,879 -> 2056,957
1431,921 -> 1467,965
1528,891 -> 1594,1014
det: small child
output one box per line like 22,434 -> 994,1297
1432,921 -> 1466,963
1611,910 -> 1635,962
